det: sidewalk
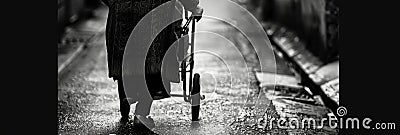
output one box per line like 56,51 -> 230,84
231,30 -> 338,134
57,2 -> 339,134
58,6 -> 108,75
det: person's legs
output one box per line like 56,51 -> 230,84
133,74 -> 155,128
133,90 -> 155,128
117,78 -> 130,121
134,97 -> 153,116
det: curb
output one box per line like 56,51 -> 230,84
58,42 -> 85,75
57,30 -> 104,76
58,6 -> 107,77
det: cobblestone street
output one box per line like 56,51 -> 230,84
58,1 -> 338,134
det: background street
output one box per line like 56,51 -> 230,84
58,1 -> 338,134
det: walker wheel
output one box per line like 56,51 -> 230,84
191,73 -> 201,121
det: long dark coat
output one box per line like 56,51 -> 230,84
102,0 -> 172,77
101,0 -> 184,100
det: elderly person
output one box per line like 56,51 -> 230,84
100,0 -> 203,128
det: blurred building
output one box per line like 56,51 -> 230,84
249,0 -> 339,64
58,0 -> 103,41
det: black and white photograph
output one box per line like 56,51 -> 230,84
59,0 -> 343,134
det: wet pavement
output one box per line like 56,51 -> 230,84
58,6 -> 108,75
58,2 -> 338,135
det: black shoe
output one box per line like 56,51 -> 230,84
133,115 -> 155,129
120,116 -> 130,124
